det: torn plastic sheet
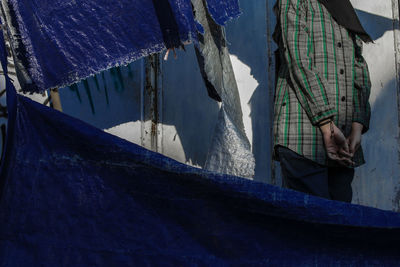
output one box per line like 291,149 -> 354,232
192,0 -> 255,178
0,0 -> 198,92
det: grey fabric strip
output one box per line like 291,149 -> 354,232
192,0 -> 255,178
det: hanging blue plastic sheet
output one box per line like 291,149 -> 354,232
2,0 -> 198,92
205,0 -> 241,25
1,0 -> 241,93
1,33 -> 400,266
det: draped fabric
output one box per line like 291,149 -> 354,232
317,0 -> 373,43
192,0 -> 255,178
1,33 -> 400,266
0,0 -> 240,93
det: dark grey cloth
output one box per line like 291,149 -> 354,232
317,0 -> 372,43
277,146 -> 354,202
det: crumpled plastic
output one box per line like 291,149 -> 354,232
192,0 -> 255,178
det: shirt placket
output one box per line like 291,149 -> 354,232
335,25 -> 353,137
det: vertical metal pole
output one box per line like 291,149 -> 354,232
50,88 -> 63,112
392,0 -> 400,211
395,0 -> 400,124
266,0 -> 278,186
142,54 -> 163,152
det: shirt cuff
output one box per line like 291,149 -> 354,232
311,109 -> 337,126
352,113 -> 369,134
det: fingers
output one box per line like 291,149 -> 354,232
339,156 -> 355,166
347,136 -> 362,157
327,152 -> 355,167
338,136 -> 352,158
342,138 -> 350,153
348,139 -> 356,155
332,126 -> 350,155
324,128 -> 356,166
327,152 -> 340,161
339,147 -> 352,158
346,137 -> 354,156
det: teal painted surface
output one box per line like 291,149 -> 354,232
350,0 -> 400,211
59,61 -> 143,130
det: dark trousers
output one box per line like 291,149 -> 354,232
277,146 -> 355,203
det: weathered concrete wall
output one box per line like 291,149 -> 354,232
350,0 -> 400,210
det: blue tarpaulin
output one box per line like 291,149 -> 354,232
3,0 -> 197,92
204,0 -> 241,25
1,33 -> 400,266
1,0 -> 240,93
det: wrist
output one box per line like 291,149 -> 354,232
319,119 -> 333,134
351,122 -> 364,133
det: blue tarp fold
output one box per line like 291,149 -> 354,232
1,32 -> 400,266
205,0 -> 241,25
1,0 -> 241,92
4,0 -> 191,91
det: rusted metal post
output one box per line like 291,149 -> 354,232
50,88 -> 63,112
141,54 -> 163,152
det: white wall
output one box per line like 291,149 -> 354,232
350,0 -> 400,210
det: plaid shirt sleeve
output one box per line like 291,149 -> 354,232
279,0 -> 337,125
352,36 -> 371,133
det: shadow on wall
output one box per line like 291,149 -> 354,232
351,7 -> 400,210
162,46 -> 220,167
161,0 -> 272,172
355,9 -> 397,41
353,78 -> 400,211
226,0 -> 272,182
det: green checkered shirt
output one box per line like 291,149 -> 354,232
273,0 -> 371,167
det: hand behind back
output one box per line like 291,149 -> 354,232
320,121 -> 354,166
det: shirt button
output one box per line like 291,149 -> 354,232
340,69 -> 344,75
282,102 -> 286,106
341,96 -> 346,102
337,42 -> 342,48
